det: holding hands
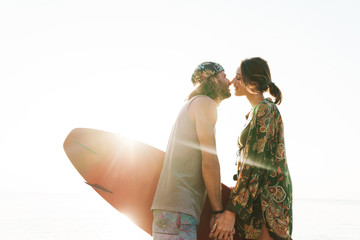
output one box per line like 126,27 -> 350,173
209,211 -> 236,240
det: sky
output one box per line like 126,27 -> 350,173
1,0 -> 360,237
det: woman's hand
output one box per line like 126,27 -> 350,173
209,210 -> 236,240
210,214 -> 217,230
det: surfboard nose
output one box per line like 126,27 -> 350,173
64,128 -> 98,156
63,128 -> 83,154
63,128 -> 102,176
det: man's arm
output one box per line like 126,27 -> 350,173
188,97 -> 222,212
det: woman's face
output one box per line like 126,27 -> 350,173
231,67 -> 247,96
231,67 -> 259,96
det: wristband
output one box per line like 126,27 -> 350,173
212,210 -> 224,214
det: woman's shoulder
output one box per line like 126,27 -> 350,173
254,98 -> 276,119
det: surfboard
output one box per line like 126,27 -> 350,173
63,128 -> 240,240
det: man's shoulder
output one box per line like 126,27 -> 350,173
189,95 -> 217,109
188,95 -> 217,123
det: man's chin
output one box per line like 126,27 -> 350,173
219,91 -> 231,101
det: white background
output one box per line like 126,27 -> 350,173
1,0 -> 359,239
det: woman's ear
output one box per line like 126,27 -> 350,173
246,82 -> 260,94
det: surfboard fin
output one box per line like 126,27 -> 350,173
85,182 -> 113,194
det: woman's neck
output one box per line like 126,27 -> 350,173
246,93 -> 265,108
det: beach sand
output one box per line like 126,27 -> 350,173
1,192 -> 359,240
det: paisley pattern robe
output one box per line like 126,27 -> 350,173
226,98 -> 293,240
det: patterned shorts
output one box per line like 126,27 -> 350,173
152,210 -> 198,240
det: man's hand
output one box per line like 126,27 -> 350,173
209,211 -> 236,240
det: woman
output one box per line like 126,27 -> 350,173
211,58 -> 293,240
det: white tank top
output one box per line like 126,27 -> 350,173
151,95 -> 212,223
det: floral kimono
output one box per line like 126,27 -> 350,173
226,98 -> 293,240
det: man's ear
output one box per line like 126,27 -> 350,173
209,75 -> 218,83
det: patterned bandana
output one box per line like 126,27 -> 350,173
191,62 -> 224,84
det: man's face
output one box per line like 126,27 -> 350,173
214,71 -> 231,100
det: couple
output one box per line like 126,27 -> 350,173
151,58 -> 293,240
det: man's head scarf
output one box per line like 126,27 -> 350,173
191,62 -> 224,85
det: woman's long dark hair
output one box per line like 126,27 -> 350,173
241,57 -> 282,104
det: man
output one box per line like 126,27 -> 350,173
151,62 -> 231,240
